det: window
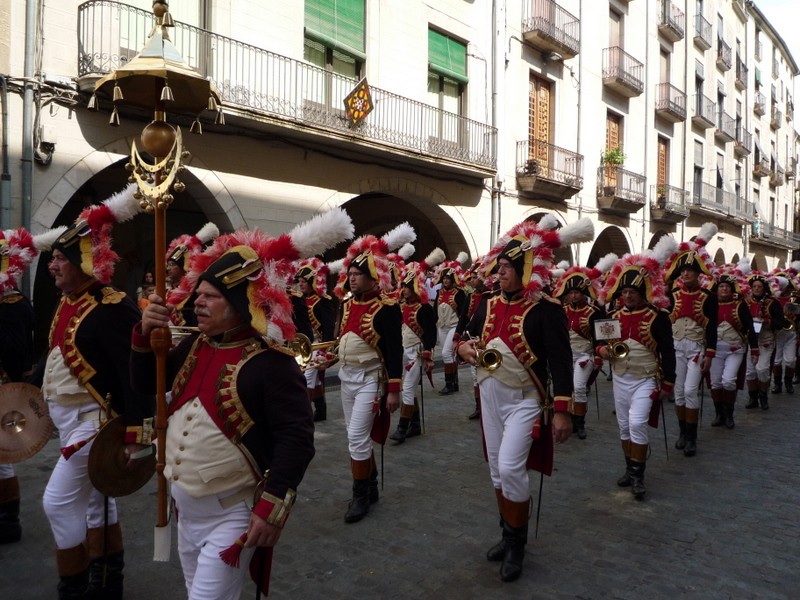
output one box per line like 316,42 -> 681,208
693,140 -> 704,200
528,75 -> 552,169
427,29 -> 468,143
303,0 -> 366,109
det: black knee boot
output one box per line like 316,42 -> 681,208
0,476 -> 21,544
629,461 -> 647,499
406,400 -> 422,438
57,544 -> 90,600
86,523 -> 124,600
344,459 -> 372,523
785,369 -> 795,394
499,498 -> 529,583
745,389 -> 759,409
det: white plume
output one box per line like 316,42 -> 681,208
327,258 -> 345,275
423,247 -> 446,269
32,226 -> 68,252
696,222 -> 718,245
791,260 -> 800,272
737,257 -> 752,275
290,208 -> 354,258
104,183 -> 142,223
556,260 -> 570,270
776,275 -> 790,290
397,243 -> 415,260
594,252 -> 619,274
382,222 -> 416,251
651,234 -> 678,265
558,217 -> 595,245
195,222 -> 220,244
538,213 -> 560,230
456,251 -> 469,265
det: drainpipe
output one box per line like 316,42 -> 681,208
0,75 -> 10,229
489,0 -> 501,246
641,0 -> 650,253
21,0 -> 38,235
575,0 -> 583,264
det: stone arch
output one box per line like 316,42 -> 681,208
731,252 -> 740,265
587,225 -> 631,268
713,247 -> 726,266
30,144 -> 243,351
751,253 -> 768,272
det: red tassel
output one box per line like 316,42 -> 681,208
60,440 -> 89,460
530,417 -> 541,441
219,532 -> 247,568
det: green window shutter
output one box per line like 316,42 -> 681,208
428,29 -> 468,84
305,0 -> 366,61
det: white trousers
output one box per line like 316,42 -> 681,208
479,377 -> 542,503
42,401 -> 118,549
437,325 -> 457,365
709,340 -> 745,391
304,364 -> 321,389
172,484 -> 255,600
674,338 -> 704,409
0,464 -> 14,478
401,346 -> 421,406
746,339 -> 773,382
572,352 -> 594,405
612,372 -> 655,446
339,365 -> 379,461
773,329 -> 797,369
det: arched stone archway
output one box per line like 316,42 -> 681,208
731,253 -> 740,265
31,154 -> 240,353
713,248 -> 726,266
587,226 -> 631,268
751,254 -> 768,272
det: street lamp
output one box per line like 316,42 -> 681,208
90,0 -> 221,560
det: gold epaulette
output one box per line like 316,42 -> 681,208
100,286 -> 126,305
381,295 -> 398,306
0,294 -> 23,304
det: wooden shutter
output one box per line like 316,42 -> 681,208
528,75 -> 551,167
657,137 -> 669,185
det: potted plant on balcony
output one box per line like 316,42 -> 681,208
656,185 -> 668,209
601,146 -> 625,195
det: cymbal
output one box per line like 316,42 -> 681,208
0,382 -> 54,463
89,416 -> 155,497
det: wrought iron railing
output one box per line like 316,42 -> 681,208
716,38 -> 732,70
716,112 -> 736,139
693,93 -> 715,124
655,83 -> 686,118
515,139 -> 583,188
735,57 -> 748,89
522,0 -> 580,56
76,0 -> 496,169
596,166 -> 646,204
772,58 -> 780,78
758,222 -> 798,247
650,184 -> 689,216
658,1 -> 685,39
754,91 -> 766,115
694,14 -> 712,49
755,40 -> 763,61
602,47 -> 644,94
770,106 -> 783,129
734,127 -> 751,153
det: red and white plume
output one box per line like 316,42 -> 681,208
0,228 -> 38,294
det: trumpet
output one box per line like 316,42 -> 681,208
606,341 -> 630,359
288,334 -> 338,368
467,335 -> 503,371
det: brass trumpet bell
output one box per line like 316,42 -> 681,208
478,348 -> 503,371
607,342 -> 630,359
288,333 -> 313,367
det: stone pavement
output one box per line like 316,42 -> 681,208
3,367 -> 799,599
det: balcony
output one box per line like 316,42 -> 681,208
773,58 -> 780,79
735,58 -> 748,90
753,92 -> 766,116
76,1 -> 496,178
769,167 -> 785,187
755,40 -> 763,62
733,127 -> 752,157
515,139 -> 584,200
733,197 -> 757,224
752,223 -> 798,249
658,2 -> 685,43
522,0 -> 580,60
752,157 -> 770,177
602,47 -> 644,98
716,38 -> 732,72
691,94 -> 716,129
733,0 -> 750,21
596,166 -> 646,216
690,182 -> 737,219
654,83 -> 686,123
770,107 -> 783,130
694,15 -> 712,51
650,184 -> 689,224
714,112 -> 736,144
786,101 -> 794,122
787,158 -> 797,181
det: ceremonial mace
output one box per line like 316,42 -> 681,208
91,0 -> 222,560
